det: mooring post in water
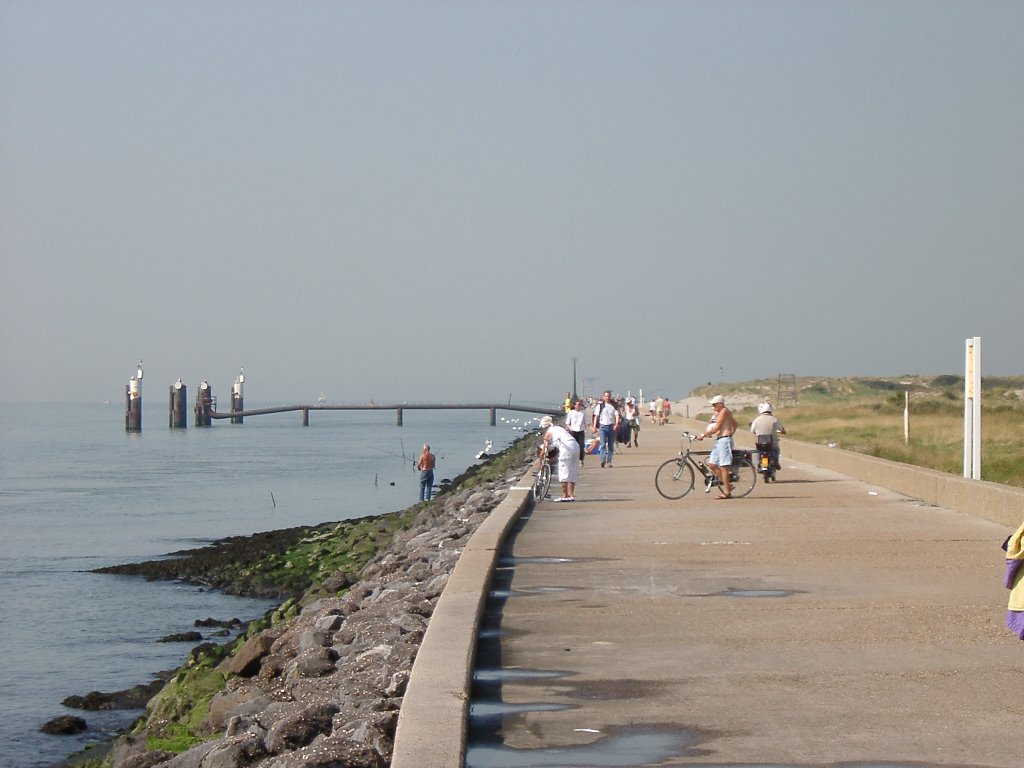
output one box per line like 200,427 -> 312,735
169,378 -> 187,428
302,408 -> 309,426
396,407 -> 403,426
194,380 -> 213,427
489,407 -> 496,426
125,360 -> 143,432
230,368 -> 244,424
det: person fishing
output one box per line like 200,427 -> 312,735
417,443 -> 436,501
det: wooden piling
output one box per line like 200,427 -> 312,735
194,381 -> 212,427
169,379 -> 187,428
125,362 -> 142,432
230,369 -> 244,424
125,384 -> 141,432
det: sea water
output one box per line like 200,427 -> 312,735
0,401 -> 534,768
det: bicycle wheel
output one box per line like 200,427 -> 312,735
533,462 -> 552,502
729,457 -> 757,498
655,457 -> 695,500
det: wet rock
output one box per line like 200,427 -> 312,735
63,679 -> 165,710
41,715 -> 87,735
195,617 -> 244,629
158,631 -> 203,643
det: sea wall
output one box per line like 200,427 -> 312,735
97,441 -> 537,768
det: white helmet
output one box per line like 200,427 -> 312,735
758,402 -> 773,414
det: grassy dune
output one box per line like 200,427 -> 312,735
691,375 -> 1024,488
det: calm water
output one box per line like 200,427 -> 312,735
0,402 -> 530,768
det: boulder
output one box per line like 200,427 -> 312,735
41,715 -> 87,735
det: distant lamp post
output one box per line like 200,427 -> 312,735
572,357 -> 578,401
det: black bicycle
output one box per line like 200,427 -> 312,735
655,431 -> 757,500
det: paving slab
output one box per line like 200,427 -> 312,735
468,416 -> 1021,768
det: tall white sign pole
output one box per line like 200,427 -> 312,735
963,337 -> 982,480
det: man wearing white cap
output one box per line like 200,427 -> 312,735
539,415 -> 581,501
697,395 -> 737,499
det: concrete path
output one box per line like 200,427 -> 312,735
468,415 -> 1022,768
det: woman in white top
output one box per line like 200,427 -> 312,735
564,399 -> 587,466
539,415 -> 581,501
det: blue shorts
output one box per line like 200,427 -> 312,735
709,436 -> 733,467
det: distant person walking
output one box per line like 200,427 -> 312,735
623,397 -> 640,447
697,395 -> 737,499
417,444 -> 436,501
592,390 -> 621,468
565,399 -> 587,466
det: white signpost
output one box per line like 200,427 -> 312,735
963,337 -> 982,480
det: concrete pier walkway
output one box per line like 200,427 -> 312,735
464,417 -> 1022,767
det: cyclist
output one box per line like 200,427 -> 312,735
539,415 -> 580,501
697,395 -> 737,499
750,401 -> 786,472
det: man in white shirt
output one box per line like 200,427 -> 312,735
591,390 -> 621,468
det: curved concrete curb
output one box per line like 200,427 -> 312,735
391,471 -> 534,768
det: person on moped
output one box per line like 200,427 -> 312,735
750,401 -> 786,472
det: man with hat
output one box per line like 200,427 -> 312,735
697,395 -> 737,499
539,414 -> 581,501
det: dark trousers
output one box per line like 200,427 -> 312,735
569,430 -> 585,463
419,469 -> 434,500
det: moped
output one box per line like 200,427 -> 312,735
755,434 -> 778,482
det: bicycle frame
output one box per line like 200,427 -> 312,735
655,431 -> 757,500
532,445 -> 558,502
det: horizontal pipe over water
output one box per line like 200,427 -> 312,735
206,402 -> 562,425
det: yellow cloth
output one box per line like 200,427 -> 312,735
1005,522 -> 1024,611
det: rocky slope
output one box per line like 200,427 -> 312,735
69,436 -> 535,768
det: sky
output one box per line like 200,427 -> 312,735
2,1 -> 1021,405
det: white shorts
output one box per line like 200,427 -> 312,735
709,436 -> 733,467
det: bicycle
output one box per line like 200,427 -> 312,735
655,431 -> 757,500
532,446 -> 557,502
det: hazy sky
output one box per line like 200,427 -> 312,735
2,1 -> 1021,405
